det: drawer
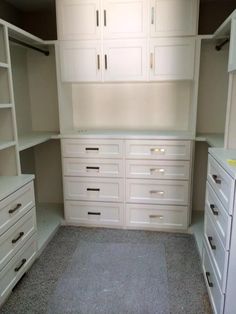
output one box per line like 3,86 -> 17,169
63,158 -> 124,178
0,209 -> 36,271
126,160 -> 190,180
0,235 -> 37,307
207,155 -> 235,215
64,177 -> 124,202
202,242 -> 225,314
65,201 -> 123,227
205,182 -> 232,250
125,140 -> 191,160
126,179 -> 189,205
126,204 -> 188,230
204,210 -> 229,292
61,139 -> 123,159
0,182 -> 35,236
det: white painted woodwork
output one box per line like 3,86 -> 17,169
63,158 -> 124,177
126,179 -> 189,205
103,39 -> 147,81
228,19 -> 236,72
125,140 -> 191,160
202,242 -> 225,314
126,204 -> 188,230
103,0 -> 147,39
205,183 -> 232,250
56,0 -> 101,40
64,177 -> 124,202
59,41 -> 102,82
207,155 -> 235,214
0,68 -> 10,104
0,209 -> 36,271
150,0 -> 198,37
65,201 -> 123,226
149,37 -> 195,81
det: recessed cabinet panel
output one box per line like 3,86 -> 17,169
103,0 -> 147,39
150,0 -> 198,37
103,39 -> 147,81
57,0 -> 101,40
59,41 -> 102,82
150,38 -> 195,80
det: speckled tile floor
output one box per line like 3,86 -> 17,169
0,227 -> 212,314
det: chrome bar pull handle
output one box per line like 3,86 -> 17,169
96,10 -> 99,26
105,54 -> 108,70
104,10 -> 107,26
97,54 -> 100,70
151,7 -> 155,24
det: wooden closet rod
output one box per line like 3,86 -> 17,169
9,37 -> 50,56
215,38 -> 230,51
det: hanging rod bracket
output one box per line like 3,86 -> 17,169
215,38 -> 230,51
9,37 -> 50,56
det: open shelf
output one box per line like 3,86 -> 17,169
0,68 -> 11,104
190,211 -> 204,256
196,133 -> 224,148
0,62 -> 8,69
0,25 -> 7,64
0,104 -> 12,109
18,131 -> 59,151
36,203 -> 63,254
0,140 -> 16,151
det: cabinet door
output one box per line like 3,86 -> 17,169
56,0 -> 101,40
103,39 -> 147,81
149,37 -> 195,81
150,0 -> 198,37
103,0 -> 147,39
59,41 -> 102,82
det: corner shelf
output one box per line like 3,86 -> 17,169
18,132 -> 59,151
195,133 -> 224,148
0,140 -> 16,151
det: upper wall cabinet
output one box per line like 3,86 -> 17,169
150,0 -> 199,37
56,0 -> 101,40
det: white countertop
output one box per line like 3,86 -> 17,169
209,148 -> 236,179
0,175 -> 35,201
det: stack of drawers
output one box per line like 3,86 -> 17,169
0,178 -> 37,307
62,139 -> 124,227
202,154 -> 234,314
125,140 -> 192,230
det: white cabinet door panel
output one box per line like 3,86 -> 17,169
103,0 -> 147,38
150,37 -> 195,80
103,39 -> 147,81
150,0 -> 198,37
57,0 -> 101,40
59,41 -> 102,82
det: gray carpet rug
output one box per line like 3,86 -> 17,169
48,241 -> 169,314
0,227 -> 212,314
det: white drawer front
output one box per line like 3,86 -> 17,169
126,179 -> 189,205
202,243 -> 224,314
0,235 -> 37,307
61,139 -> 123,159
126,160 -> 190,180
65,201 -> 123,226
64,177 -> 124,202
0,209 -> 36,271
125,140 -> 191,160
206,183 -> 232,250
126,204 -> 188,230
0,182 -> 35,236
63,158 -> 124,178
207,155 -> 235,215
204,210 -> 229,292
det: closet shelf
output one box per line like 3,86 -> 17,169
195,133 -> 224,148
36,203 -> 63,254
18,132 -> 59,151
0,140 -> 16,151
0,104 -> 12,109
0,62 -> 9,69
190,211 -> 204,255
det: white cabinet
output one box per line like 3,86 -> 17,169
59,41 -> 102,82
103,39 -> 147,81
103,0 -> 147,39
150,0 -> 198,37
149,37 -> 195,80
57,0 -> 101,40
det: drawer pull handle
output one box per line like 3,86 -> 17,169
210,204 -> 219,216
150,168 -> 165,173
150,190 -> 164,195
9,203 -> 22,214
86,147 -> 99,151
14,258 -> 27,272
87,188 -> 100,192
151,6 -> 154,24
88,212 -> 101,216
149,215 -> 163,219
12,232 -> 24,244
206,272 -> 213,288
150,148 -> 165,153
96,10 -> 99,27
212,174 -> 221,184
208,236 -> 216,250
86,166 -> 100,171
